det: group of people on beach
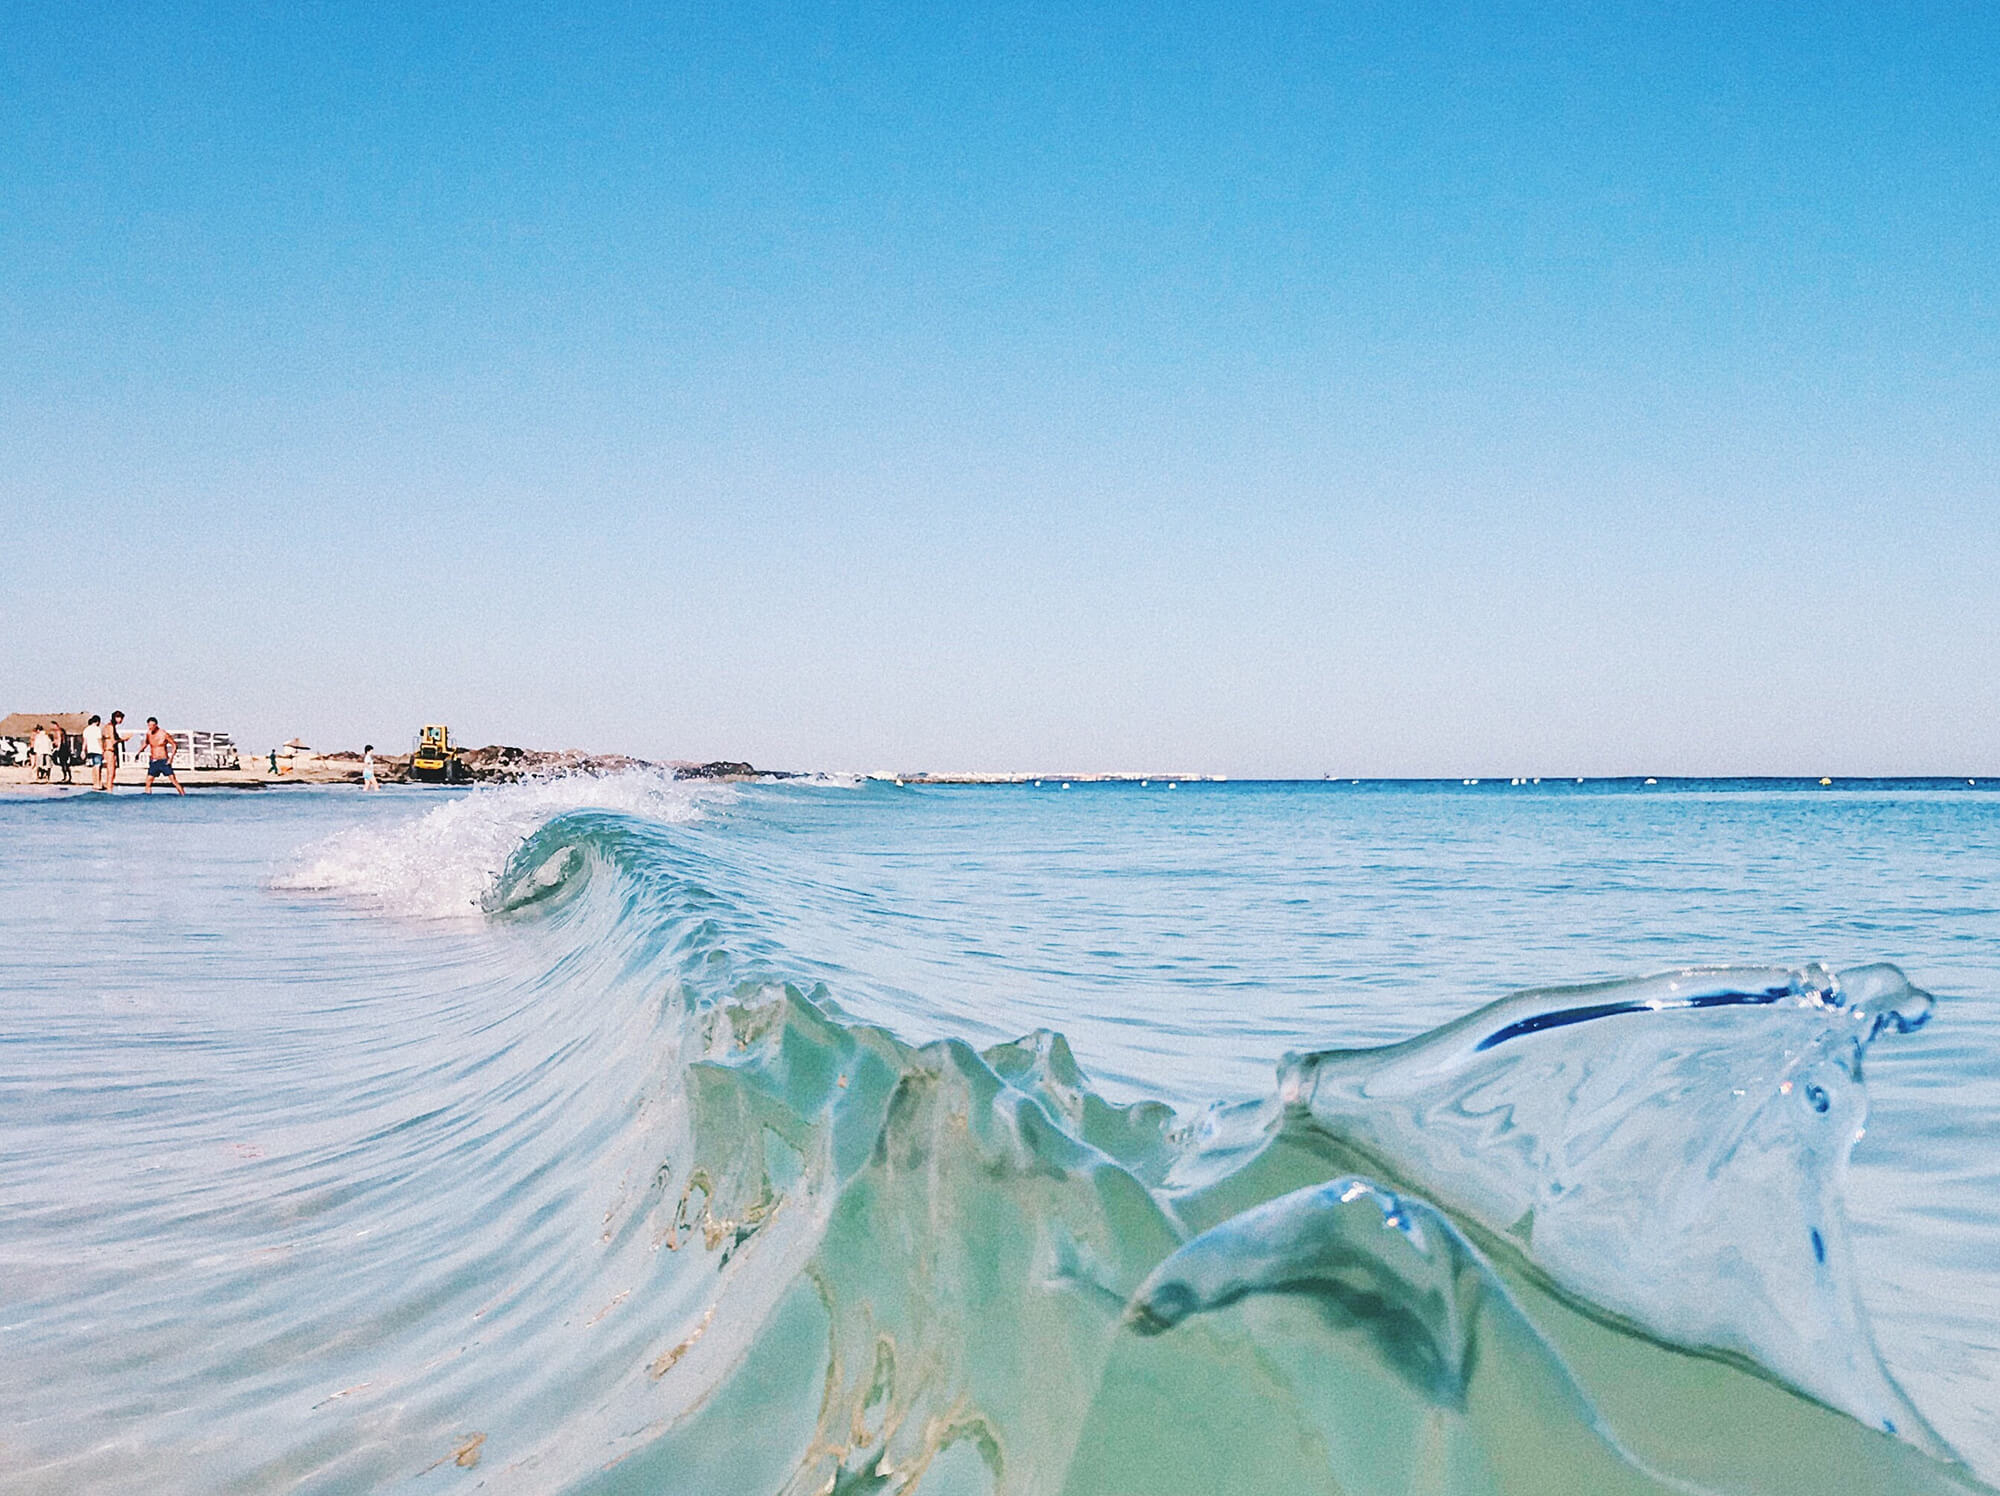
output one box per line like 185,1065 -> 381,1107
26,723 -> 75,784
28,713 -> 185,795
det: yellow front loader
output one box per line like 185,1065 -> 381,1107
410,724 -> 463,783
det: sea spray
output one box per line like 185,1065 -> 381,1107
274,770 -> 722,917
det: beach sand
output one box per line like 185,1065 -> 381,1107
0,746 -> 717,793
0,758 -> 361,792
0,746 -> 773,794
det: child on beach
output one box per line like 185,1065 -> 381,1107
362,744 -> 380,790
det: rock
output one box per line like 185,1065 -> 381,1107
318,747 -> 789,785
674,760 -> 761,780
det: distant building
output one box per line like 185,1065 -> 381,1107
174,731 -> 241,771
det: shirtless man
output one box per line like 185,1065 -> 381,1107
140,717 -> 186,796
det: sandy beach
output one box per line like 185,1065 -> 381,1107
1,762 -> 283,793
0,748 -> 766,794
0,755 -> 393,793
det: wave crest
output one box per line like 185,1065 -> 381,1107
273,770 -> 720,917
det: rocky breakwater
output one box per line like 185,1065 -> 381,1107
338,747 -> 783,785
453,746 -> 655,782
308,744 -> 784,784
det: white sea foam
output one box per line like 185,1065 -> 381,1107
275,770 -> 720,918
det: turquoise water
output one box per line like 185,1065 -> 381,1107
2,776 -> 1997,1492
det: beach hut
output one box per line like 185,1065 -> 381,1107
274,737 -> 315,774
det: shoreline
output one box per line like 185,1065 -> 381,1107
3,761 -> 1991,796
0,750 -> 780,794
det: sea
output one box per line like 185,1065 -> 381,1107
2,774 -> 1997,1494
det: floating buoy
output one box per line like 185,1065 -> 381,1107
1644,777 -> 1658,785
1819,777 -> 1833,786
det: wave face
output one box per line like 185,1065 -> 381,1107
4,777 -> 1992,1495
387,790 -> 1996,1490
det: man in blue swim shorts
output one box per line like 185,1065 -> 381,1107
140,717 -> 186,796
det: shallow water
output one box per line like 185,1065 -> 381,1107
2,777 -> 1996,1492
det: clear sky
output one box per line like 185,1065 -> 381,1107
4,3 -> 1995,775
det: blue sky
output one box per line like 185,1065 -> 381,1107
4,3 -> 1995,773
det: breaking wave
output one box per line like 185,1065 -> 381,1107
273,770 -> 722,917
237,784 -> 1990,1493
